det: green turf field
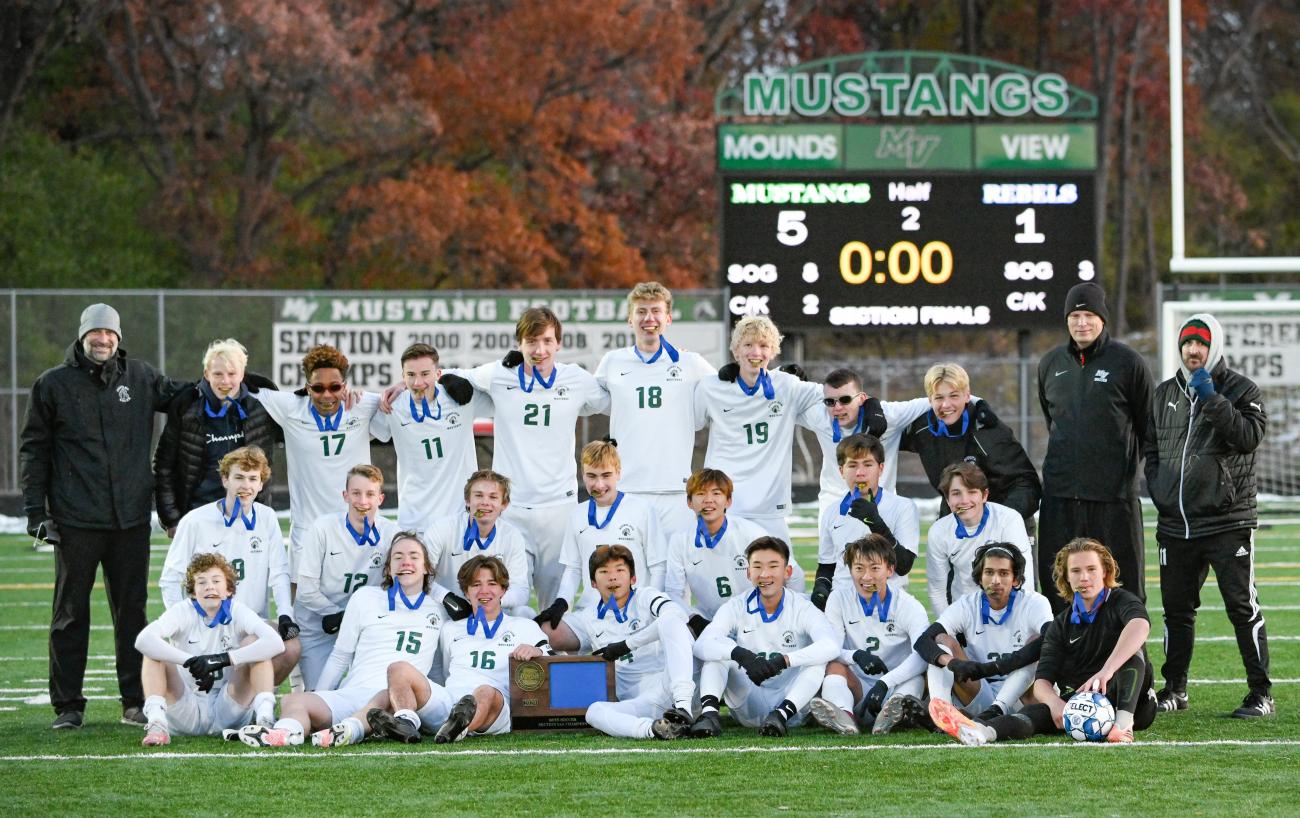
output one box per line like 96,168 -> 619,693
0,508 -> 1295,817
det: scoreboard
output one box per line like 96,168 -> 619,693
721,173 -> 1097,329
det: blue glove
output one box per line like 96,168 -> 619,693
1189,368 -> 1215,401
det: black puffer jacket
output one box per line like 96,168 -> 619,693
20,342 -> 186,530
1143,359 -> 1265,539
153,379 -> 280,528
899,404 -> 1042,523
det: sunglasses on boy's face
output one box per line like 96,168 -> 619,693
822,394 -> 860,407
309,382 -> 345,394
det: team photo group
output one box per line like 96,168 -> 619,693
19,279 -> 1274,751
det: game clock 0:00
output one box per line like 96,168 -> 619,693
720,174 -> 1097,330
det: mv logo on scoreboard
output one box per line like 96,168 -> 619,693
875,127 -> 943,169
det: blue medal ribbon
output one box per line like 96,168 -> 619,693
310,404 -> 343,432
858,586 -> 892,623
191,597 -> 233,628
838,486 -> 883,516
462,516 -> 497,552
927,408 -> 970,438
830,405 -> 867,443
204,395 -> 247,420
409,389 -> 441,423
745,588 -> 784,623
1071,588 -> 1109,625
219,497 -> 257,531
694,515 -> 727,549
981,588 -> 1019,626
387,583 -> 427,612
467,607 -> 504,638
517,363 -> 557,393
633,337 -> 680,364
345,516 -> 381,547
587,492 -> 624,530
954,505 -> 990,540
736,369 -> 775,400
596,588 -> 636,623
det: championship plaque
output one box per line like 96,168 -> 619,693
509,655 -> 617,731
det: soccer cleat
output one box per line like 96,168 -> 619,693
367,708 -> 421,744
52,710 -> 83,730
312,720 -> 363,748
928,698 -> 995,747
809,696 -> 860,736
1106,725 -> 1134,743
1231,691 -> 1276,719
872,694 -> 919,735
1156,688 -> 1189,712
237,724 -> 296,747
121,706 -> 147,725
758,708 -> 788,737
651,716 -> 690,740
435,695 -> 477,744
688,710 -> 722,738
142,722 -> 170,747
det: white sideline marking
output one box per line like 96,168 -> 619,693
0,738 -> 1297,763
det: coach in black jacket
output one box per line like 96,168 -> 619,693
20,304 -> 187,729
899,362 -> 1041,526
154,339 -> 279,536
1144,312 -> 1272,719
1036,283 -> 1153,612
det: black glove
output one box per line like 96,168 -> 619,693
862,396 -> 888,437
242,370 -> 278,394
864,679 -> 889,716
502,350 -> 524,368
438,373 -> 474,406
947,658 -> 999,683
717,362 -> 739,382
848,497 -> 893,542
183,652 -> 232,692
852,649 -> 888,677
738,652 -> 786,685
534,598 -> 568,629
321,611 -> 344,635
810,575 -> 833,611
277,615 -> 300,640
593,640 -> 631,662
778,363 -> 807,381
442,592 -> 472,621
973,399 -> 999,429
28,517 -> 60,545
730,645 -> 758,668
687,614 -> 711,638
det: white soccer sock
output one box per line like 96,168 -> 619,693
252,692 -> 276,721
343,716 -> 364,740
585,702 -> 653,740
143,695 -> 167,725
820,675 -> 854,714
1115,710 -> 1134,732
785,665 -> 825,710
274,716 -> 304,739
395,709 -> 420,730
699,661 -> 727,707
927,662 -> 955,705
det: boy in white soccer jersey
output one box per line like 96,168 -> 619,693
370,343 -> 485,534
423,469 -> 526,617
812,433 -> 919,610
136,553 -> 284,746
915,542 -> 1053,721
238,533 -> 447,747
690,537 -> 838,738
428,556 -> 552,743
540,441 -> 667,623
806,534 -> 930,737
293,465 -> 400,690
663,468 -> 790,637
927,462 -> 1034,616
543,545 -> 696,740
159,446 -> 300,683
594,282 -> 716,534
253,345 -> 381,576
469,307 -> 609,609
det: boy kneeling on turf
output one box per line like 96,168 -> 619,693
691,537 -> 839,737
931,538 -> 1157,745
136,553 -> 284,746
543,545 -> 697,740
807,534 -> 930,736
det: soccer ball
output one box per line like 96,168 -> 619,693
1063,690 -> 1116,741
